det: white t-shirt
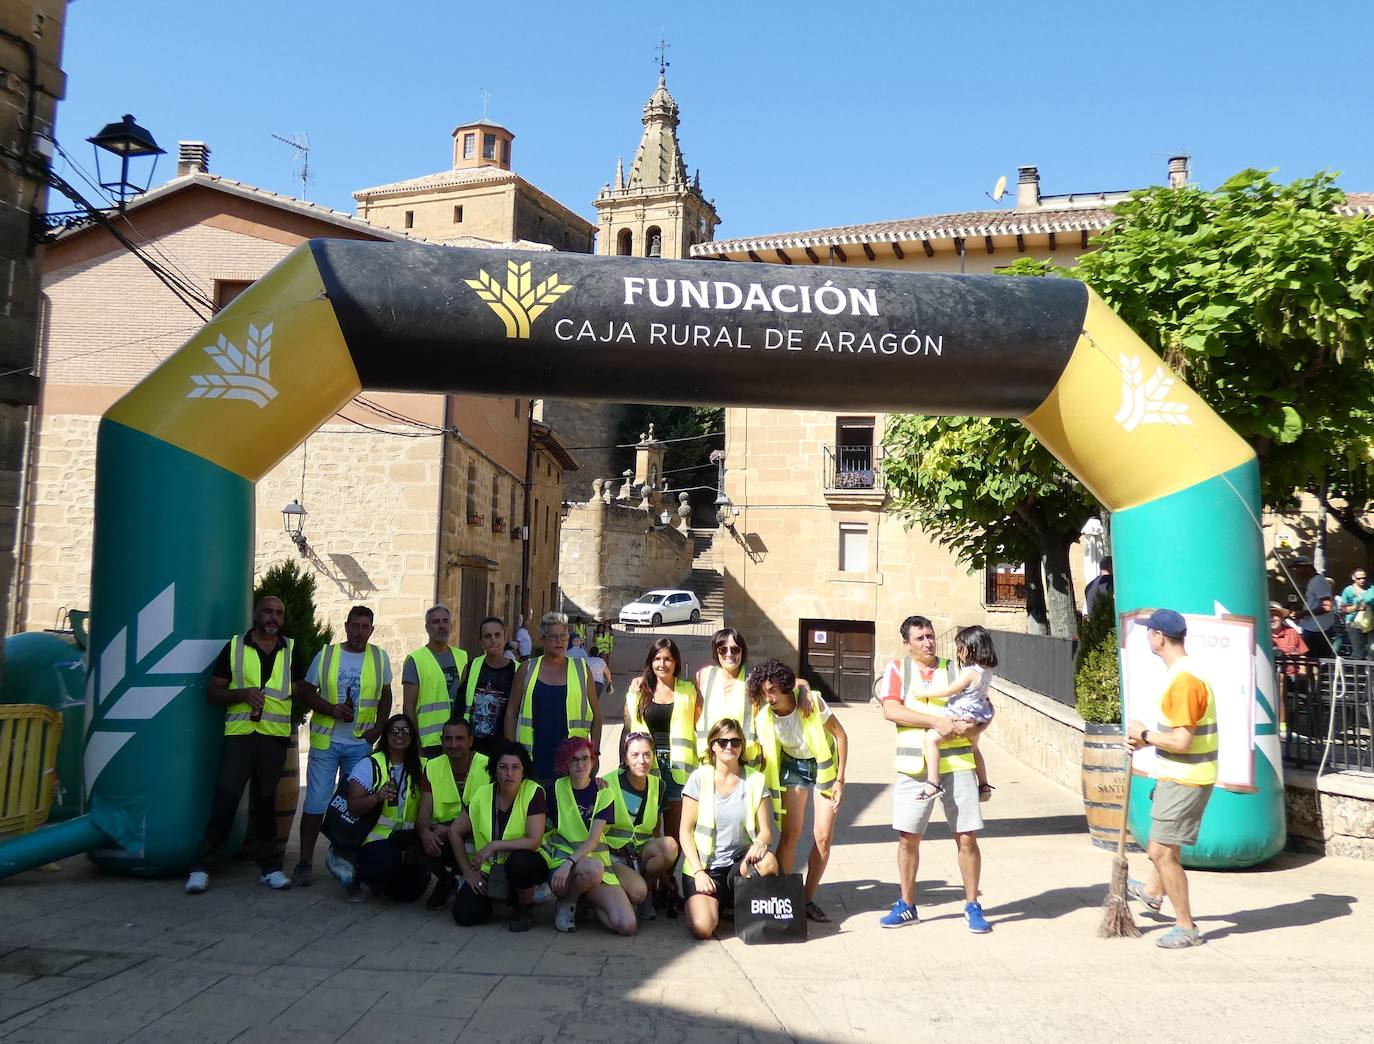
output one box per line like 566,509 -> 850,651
586,656 -> 609,687
772,695 -> 831,759
306,645 -> 394,700
515,627 -> 533,657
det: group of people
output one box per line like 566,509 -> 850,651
181,595 -> 1214,949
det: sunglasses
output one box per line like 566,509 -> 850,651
716,645 -> 743,655
625,731 -> 653,743
388,726 -> 412,735
713,737 -> 743,749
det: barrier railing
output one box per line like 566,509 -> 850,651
1278,654 -> 1374,775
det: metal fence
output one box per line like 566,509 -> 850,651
1278,655 -> 1374,775
935,628 -> 1078,708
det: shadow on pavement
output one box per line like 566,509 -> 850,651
1196,892 -> 1357,940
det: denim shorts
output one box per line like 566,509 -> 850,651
303,734 -> 372,815
779,752 -> 817,789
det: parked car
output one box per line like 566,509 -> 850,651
619,590 -> 702,627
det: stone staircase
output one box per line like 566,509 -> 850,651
684,528 -> 725,622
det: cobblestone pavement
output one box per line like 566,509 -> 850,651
2,704 -> 1372,1043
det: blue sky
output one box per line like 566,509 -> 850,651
55,1 -> 1372,240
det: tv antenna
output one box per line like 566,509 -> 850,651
987,174 -> 1008,205
270,131 -> 313,200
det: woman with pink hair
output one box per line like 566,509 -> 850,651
541,737 -> 637,935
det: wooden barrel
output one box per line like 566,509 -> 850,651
1081,723 -> 1141,852
273,731 -> 302,844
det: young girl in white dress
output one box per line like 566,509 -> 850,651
916,625 -> 997,802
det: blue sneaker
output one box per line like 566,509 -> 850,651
879,899 -> 918,928
964,901 -> 992,934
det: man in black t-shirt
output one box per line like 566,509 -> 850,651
459,617 -> 519,755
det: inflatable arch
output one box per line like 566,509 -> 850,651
0,242 -> 1283,877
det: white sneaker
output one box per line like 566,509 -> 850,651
554,899 -> 577,932
324,847 -> 356,887
184,871 -> 208,894
260,870 -> 292,890
531,883 -> 552,905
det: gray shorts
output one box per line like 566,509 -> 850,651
892,771 -> 984,835
1150,779 -> 1213,847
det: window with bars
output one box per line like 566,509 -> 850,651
984,563 -> 1027,607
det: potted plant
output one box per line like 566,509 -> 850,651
466,512 -> 484,527
492,515 -> 506,534
1076,595 -> 1138,852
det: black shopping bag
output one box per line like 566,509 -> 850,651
321,775 -> 380,852
733,871 -> 807,944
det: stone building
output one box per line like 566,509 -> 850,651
0,2 -> 66,637
25,148 -> 573,655
689,161 -> 1189,700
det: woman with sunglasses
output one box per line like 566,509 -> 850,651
624,637 -> 698,844
542,737 -> 637,935
748,659 -> 848,923
602,731 -> 679,921
695,628 -> 757,765
448,740 -> 548,932
678,717 -> 779,940
344,712 -> 428,903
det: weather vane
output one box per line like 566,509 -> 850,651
654,36 -> 670,78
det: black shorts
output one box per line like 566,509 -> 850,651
681,860 -> 744,906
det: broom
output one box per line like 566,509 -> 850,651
1098,746 -> 1140,938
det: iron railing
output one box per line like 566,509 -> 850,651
1278,655 -> 1374,775
989,629 -> 1078,707
822,443 -> 883,492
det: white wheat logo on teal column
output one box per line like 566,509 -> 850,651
187,322 -> 278,408
1114,353 -> 1192,432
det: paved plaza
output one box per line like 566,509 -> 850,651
3,702 -> 1372,1043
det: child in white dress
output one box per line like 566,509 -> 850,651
916,625 -> 997,803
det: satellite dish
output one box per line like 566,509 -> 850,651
991,175 -> 1008,202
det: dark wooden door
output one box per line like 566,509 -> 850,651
459,566 -> 488,651
800,619 -> 875,703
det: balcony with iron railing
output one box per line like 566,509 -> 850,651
822,443 -> 885,504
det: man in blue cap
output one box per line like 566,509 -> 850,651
1124,608 -> 1216,949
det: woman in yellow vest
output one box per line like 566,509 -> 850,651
694,627 -> 757,764
417,718 -> 490,911
602,731 -> 680,921
623,637 -> 699,845
504,612 -> 599,790
748,659 -> 848,924
448,740 -> 549,932
678,718 -> 780,940
592,620 -> 615,657
541,737 -> 637,935
344,713 -> 427,903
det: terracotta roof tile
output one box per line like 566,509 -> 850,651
352,165 -> 516,199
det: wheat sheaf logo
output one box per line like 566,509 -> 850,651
186,323 -> 278,409
1113,353 -> 1192,433
465,261 -> 572,340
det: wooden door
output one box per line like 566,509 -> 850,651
800,619 -> 875,703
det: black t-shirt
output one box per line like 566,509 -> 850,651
211,631 -> 307,685
546,782 -> 614,833
460,657 -> 518,753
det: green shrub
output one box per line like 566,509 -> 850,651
1075,594 -> 1121,724
254,560 -> 333,723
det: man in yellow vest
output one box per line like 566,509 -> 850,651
402,605 -> 470,758
877,614 -> 990,933
292,605 -> 393,887
185,596 -> 306,894
418,717 -> 489,910
1125,608 -> 1217,949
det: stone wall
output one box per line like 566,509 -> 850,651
559,481 -> 692,621
535,399 -> 631,501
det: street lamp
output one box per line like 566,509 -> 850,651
87,114 -> 165,209
281,499 -> 309,555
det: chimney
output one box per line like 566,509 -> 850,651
1016,165 -> 1040,209
1168,155 -> 1189,189
177,141 -> 210,177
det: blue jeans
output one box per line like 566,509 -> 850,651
304,734 -> 372,815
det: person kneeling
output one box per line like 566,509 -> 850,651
448,740 -> 549,932
543,738 -> 637,936
678,718 -> 780,940
344,713 -> 429,903
602,731 -> 680,921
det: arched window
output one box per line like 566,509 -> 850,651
465,463 -> 478,518
646,226 -> 663,257
617,228 -> 633,256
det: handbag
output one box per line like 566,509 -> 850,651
1355,606 -> 1374,633
321,763 -> 384,852
733,871 -> 807,944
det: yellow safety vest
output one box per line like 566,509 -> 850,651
753,691 -> 838,807
540,776 -> 618,885
625,678 -> 697,784
696,665 -> 757,762
424,751 -> 490,823
409,645 -> 470,750
515,656 -> 593,751
459,653 -> 518,713
593,630 -> 615,656
225,635 -> 295,738
308,643 -> 384,750
469,779 -> 541,873
1156,667 -> 1219,787
362,752 -> 419,846
690,765 -> 767,870
601,767 -> 662,851
892,656 -> 976,778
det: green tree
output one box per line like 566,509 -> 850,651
616,404 -> 724,492
1075,169 -> 1374,505
1074,594 -> 1120,724
254,559 -> 333,676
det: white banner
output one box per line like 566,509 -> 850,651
1120,610 -> 1256,792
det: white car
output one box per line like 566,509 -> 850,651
619,589 -> 702,627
